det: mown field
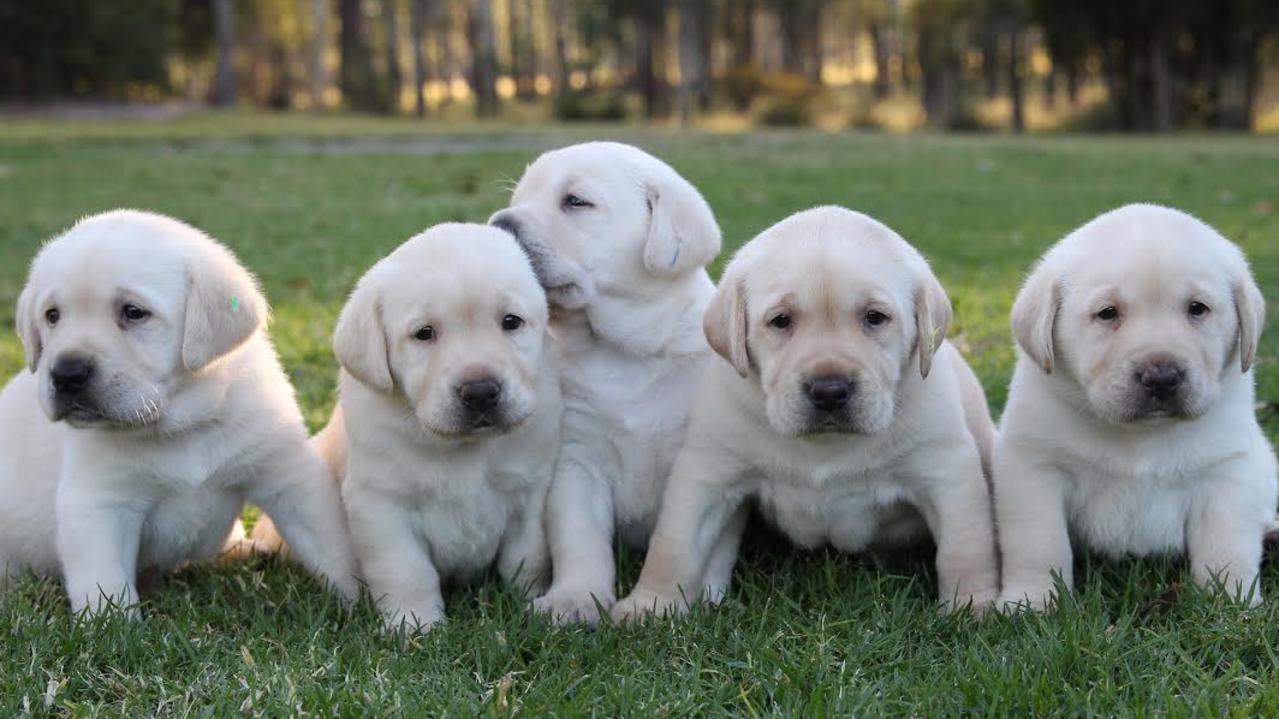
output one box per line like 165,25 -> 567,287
1,113 -> 1277,716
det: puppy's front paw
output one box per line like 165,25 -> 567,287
382,609 -> 444,634
940,587 -> 1000,616
997,587 -> 1055,614
532,586 -> 614,626
610,590 -> 687,625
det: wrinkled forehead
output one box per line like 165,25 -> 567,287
32,233 -> 187,308
745,239 -> 915,314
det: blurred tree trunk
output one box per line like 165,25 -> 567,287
308,0 -> 329,108
677,0 -> 700,126
339,0 -> 387,112
1042,68 -> 1056,111
212,0 -> 235,106
551,0 -> 571,99
637,4 -> 671,119
728,0 -> 755,68
468,0 -> 499,117
980,21 -> 999,99
1008,27 -> 1024,133
1149,34 -> 1172,132
432,1 -> 454,105
409,0 -> 429,116
383,0 -> 404,112
508,0 -> 536,99
869,20 -> 890,98
695,0 -> 714,110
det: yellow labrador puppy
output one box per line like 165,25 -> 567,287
0,210 -> 358,615
996,204 -> 1277,610
489,142 -> 721,624
329,223 -> 561,631
613,206 -> 1000,621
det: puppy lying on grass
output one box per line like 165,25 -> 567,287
0,210 -> 359,616
328,223 -> 561,632
613,206 -> 1000,621
996,204 -> 1277,610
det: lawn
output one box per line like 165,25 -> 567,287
1,113 -> 1278,716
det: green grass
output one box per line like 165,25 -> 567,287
1,113 -> 1278,715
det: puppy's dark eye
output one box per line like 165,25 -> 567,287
768,314 -> 792,330
413,326 -> 435,342
121,304 -> 151,323
502,314 -> 524,332
865,310 -> 890,327
1188,301 -> 1210,317
562,194 -> 593,209
1096,306 -> 1119,321
45,308 -> 60,326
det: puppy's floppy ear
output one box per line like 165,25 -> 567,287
1233,271 -> 1265,373
1010,261 -> 1060,374
14,276 -> 42,373
913,271 -> 953,379
704,273 -> 750,376
182,245 -> 267,372
643,170 -> 722,278
332,277 -> 393,392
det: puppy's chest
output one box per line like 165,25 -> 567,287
1064,459 -> 1197,557
755,470 -> 914,552
407,466 -> 526,576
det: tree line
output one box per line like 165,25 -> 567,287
1,0 -> 1276,131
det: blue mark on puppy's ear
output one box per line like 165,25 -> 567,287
230,296 -> 240,312
670,243 -> 680,268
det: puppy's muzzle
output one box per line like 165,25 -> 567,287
804,375 -> 854,413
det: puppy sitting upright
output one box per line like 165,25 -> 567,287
489,142 -> 721,624
331,223 -> 561,631
613,206 -> 1000,621
996,204 -> 1277,610
0,210 -> 358,615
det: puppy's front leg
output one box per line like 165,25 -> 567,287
534,457 -> 616,625
249,441 -> 360,602
56,486 -> 144,618
912,445 -> 999,611
498,482 -> 551,598
343,484 -> 444,631
612,449 -> 743,623
701,503 -> 751,605
993,443 -> 1073,611
1187,467 -> 1273,606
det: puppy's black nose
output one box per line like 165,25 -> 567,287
51,355 -> 95,394
804,376 -> 852,412
489,214 -> 522,240
457,378 -> 502,412
1137,360 -> 1184,400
